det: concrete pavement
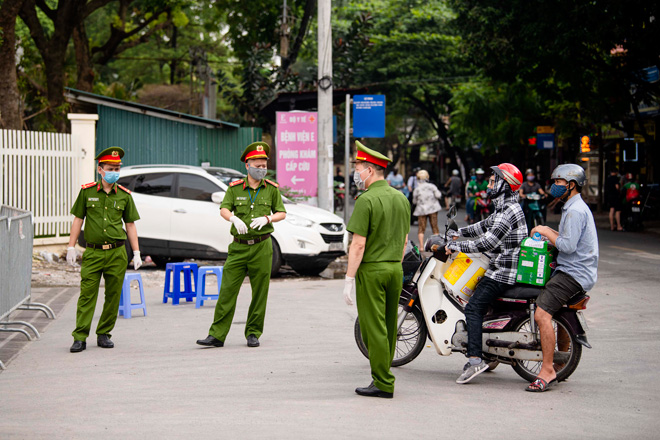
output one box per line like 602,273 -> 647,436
2,232 -> 660,440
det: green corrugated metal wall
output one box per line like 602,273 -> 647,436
96,106 -> 261,172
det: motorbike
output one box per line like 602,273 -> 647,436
354,206 -> 591,382
524,192 -> 545,229
474,190 -> 492,222
334,181 -> 346,212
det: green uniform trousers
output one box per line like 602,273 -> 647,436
356,261 -> 403,394
208,238 -> 273,341
72,246 -> 128,341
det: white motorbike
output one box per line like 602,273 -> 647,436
355,206 -> 591,382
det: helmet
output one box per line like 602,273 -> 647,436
551,164 -> 586,187
475,168 -> 485,175
452,169 -> 459,176
525,168 -> 534,176
491,163 -> 523,192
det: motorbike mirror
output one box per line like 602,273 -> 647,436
447,204 -> 457,219
448,219 -> 458,232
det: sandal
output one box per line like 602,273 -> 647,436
525,377 -> 557,392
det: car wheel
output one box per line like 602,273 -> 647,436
271,238 -> 282,277
151,256 -> 170,268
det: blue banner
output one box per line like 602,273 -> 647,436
353,95 -> 386,138
537,133 -> 555,150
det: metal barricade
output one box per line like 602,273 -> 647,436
0,205 -> 55,370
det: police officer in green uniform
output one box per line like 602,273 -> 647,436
197,141 -> 286,348
66,147 -> 141,353
344,141 -> 411,398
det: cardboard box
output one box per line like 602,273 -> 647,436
516,238 -> 556,286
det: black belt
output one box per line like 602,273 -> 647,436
234,234 -> 271,245
87,240 -> 125,250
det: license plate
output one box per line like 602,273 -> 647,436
576,311 -> 589,331
329,242 -> 343,251
632,207 -> 641,212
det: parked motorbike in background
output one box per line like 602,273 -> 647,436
354,206 -> 591,382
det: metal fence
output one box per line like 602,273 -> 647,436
0,205 -> 54,370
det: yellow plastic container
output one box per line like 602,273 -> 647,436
441,253 -> 489,304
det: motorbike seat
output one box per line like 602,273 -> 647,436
497,283 -> 544,300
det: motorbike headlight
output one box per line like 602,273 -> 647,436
286,213 -> 314,228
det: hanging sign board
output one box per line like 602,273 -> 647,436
353,95 -> 386,138
276,111 -> 318,198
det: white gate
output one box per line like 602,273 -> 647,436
0,116 -> 96,242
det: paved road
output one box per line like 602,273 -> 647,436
1,212 -> 659,438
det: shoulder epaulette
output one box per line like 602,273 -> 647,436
265,179 -> 279,188
229,179 -> 244,187
81,182 -> 96,189
118,184 -> 131,194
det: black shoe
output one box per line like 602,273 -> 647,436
196,335 -> 224,347
247,334 -> 260,347
97,334 -> 114,348
70,340 -> 86,353
355,382 -> 393,398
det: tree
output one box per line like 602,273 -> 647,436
0,0 -> 25,129
450,0 -> 660,139
18,0 -> 184,131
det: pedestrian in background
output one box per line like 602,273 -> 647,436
407,167 -> 421,225
444,169 -> 462,209
66,146 -> 142,353
605,168 -> 623,231
196,141 -> 286,349
412,169 -> 443,247
344,141 -> 410,398
387,167 -> 409,197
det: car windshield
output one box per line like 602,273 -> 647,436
204,168 -> 293,204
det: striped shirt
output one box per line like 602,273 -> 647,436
448,191 -> 528,285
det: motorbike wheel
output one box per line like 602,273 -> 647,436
511,316 -> 582,383
354,298 -> 428,367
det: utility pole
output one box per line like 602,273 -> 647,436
317,0 -> 333,211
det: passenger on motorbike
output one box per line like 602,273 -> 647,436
519,169 -> 547,231
445,163 -> 528,384
528,164 -> 598,392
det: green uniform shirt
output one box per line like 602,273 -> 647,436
347,180 -> 411,262
70,181 -> 140,245
221,179 -> 286,239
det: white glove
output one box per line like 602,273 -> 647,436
66,247 -> 77,266
250,216 -> 270,230
132,251 -> 142,270
230,215 -> 248,234
343,276 -> 355,306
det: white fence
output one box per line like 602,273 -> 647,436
0,115 -> 97,242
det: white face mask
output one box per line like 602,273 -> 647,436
353,168 -> 371,190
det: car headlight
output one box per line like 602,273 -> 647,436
286,213 -> 314,228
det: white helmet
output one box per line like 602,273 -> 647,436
452,169 -> 459,176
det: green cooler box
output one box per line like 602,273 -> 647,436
516,238 -> 556,287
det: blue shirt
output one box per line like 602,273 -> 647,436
555,194 -> 599,291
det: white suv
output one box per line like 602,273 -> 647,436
114,165 -> 347,276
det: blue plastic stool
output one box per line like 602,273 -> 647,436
119,272 -> 147,318
163,262 -> 198,305
195,266 -> 223,308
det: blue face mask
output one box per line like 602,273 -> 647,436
102,170 -> 120,184
550,183 -> 568,198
